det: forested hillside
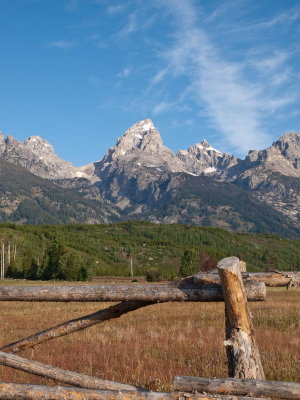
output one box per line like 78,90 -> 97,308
0,222 -> 298,281
0,160 -> 115,224
0,157 -> 299,237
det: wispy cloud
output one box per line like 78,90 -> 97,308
214,4 -> 300,37
65,0 -> 79,12
257,7 -> 300,28
88,75 -> 102,84
150,67 -> 169,86
150,0 -> 297,154
117,12 -> 137,38
48,40 -> 75,49
152,101 -> 173,115
107,4 -> 128,15
252,51 -> 289,72
117,67 -> 132,79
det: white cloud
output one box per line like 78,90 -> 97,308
150,67 -> 169,86
117,67 -> 132,79
152,101 -> 173,115
271,72 -> 291,86
118,12 -> 137,37
65,0 -> 79,12
107,4 -> 128,15
251,52 -> 289,73
257,7 -> 300,28
151,0 -> 297,154
48,40 -> 75,49
88,75 -> 102,84
205,0 -> 239,22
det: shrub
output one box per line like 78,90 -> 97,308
146,268 -> 161,282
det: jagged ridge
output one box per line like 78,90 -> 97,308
0,120 -> 299,235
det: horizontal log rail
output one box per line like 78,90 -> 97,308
194,271 -> 300,287
173,376 -> 300,400
0,383 -> 266,400
0,281 -> 266,302
0,351 -> 139,392
0,301 -> 154,354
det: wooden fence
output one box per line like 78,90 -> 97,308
0,256 -> 299,400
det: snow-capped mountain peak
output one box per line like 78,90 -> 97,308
177,139 -> 237,176
97,119 -> 185,173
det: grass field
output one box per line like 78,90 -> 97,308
0,281 -> 299,391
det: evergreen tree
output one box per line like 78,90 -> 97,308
57,251 -> 80,281
179,250 -> 196,277
42,240 -> 65,280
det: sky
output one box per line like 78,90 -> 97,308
0,0 -> 300,166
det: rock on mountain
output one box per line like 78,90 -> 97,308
0,120 -> 299,236
89,119 -> 186,208
95,119 -> 185,174
130,172 -> 299,237
235,132 -> 300,223
176,131 -> 299,226
0,132 -> 88,180
177,139 -> 239,177
79,120 -> 298,236
0,160 -> 116,224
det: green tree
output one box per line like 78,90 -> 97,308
42,240 -> 65,280
146,268 -> 161,282
26,258 -> 44,280
57,251 -> 81,281
179,250 -> 196,277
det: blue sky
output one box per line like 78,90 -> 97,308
0,0 -> 299,166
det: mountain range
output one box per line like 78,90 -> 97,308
0,119 -> 299,236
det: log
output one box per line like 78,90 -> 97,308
194,271 -> 294,287
285,271 -> 300,287
218,257 -> 265,379
0,282 -> 266,302
0,351 -> 139,391
0,301 -> 154,354
0,383 -> 267,400
239,261 -> 247,272
173,376 -> 300,400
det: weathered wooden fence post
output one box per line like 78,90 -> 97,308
239,261 -> 247,272
218,257 -> 265,379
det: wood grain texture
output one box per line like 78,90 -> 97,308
0,383 -> 266,400
218,257 -> 265,379
194,271 -> 294,287
174,376 -> 300,399
0,282 -> 266,302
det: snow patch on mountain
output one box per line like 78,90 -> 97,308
177,139 -> 238,177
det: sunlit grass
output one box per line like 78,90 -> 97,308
0,282 -> 299,391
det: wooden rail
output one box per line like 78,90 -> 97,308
0,256 -> 297,399
0,383 -> 266,400
194,271 -> 300,287
173,376 -> 300,400
0,301 -> 154,354
0,281 -> 266,302
0,351 -> 139,391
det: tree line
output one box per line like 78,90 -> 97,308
0,221 -> 298,281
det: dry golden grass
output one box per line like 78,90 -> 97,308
0,282 -> 299,391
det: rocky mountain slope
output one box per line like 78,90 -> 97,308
233,133 -> 299,223
0,132 -> 88,180
0,160 -> 115,224
177,140 -> 239,177
0,120 -> 299,236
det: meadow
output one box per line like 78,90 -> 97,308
0,281 -> 299,391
